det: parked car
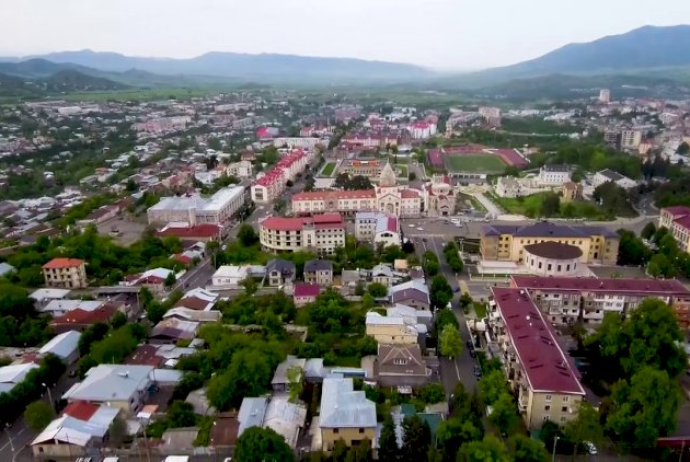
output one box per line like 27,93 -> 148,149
584,441 -> 597,455
469,349 -> 477,358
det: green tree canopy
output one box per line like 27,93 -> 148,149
439,324 -> 463,359
24,400 -> 54,432
430,275 -> 453,310
367,282 -> 388,298
166,401 -> 196,428
238,224 -> 259,247
488,393 -> 519,435
457,435 -> 510,462
563,401 -> 603,457
509,434 -> 549,462
479,370 -> 510,406
378,414 -> 400,462
234,426 -> 294,462
401,415 -> 432,462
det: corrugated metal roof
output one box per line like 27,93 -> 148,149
237,397 -> 268,436
320,377 -> 376,428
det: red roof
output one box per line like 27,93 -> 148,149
674,215 -> 690,232
511,275 -> 690,296
256,126 -> 271,139
261,213 -> 344,232
400,189 -> 421,199
662,206 -> 690,217
292,190 -> 376,201
156,224 -> 220,239
492,288 -> 584,395
172,254 -> 193,264
294,283 -> 322,298
63,402 -> 99,421
50,305 -> 117,327
386,217 -> 398,233
126,344 -> 164,367
42,258 -> 85,270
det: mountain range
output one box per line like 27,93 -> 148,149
0,25 -> 689,96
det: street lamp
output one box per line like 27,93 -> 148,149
41,383 -> 54,412
3,423 -> 14,458
551,436 -> 560,462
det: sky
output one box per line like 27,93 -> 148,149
2,0 -> 689,71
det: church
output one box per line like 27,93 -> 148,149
291,163 -> 427,217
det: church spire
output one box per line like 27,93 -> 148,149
379,162 -> 397,187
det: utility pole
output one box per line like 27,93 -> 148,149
551,436 -> 560,462
42,383 -> 54,412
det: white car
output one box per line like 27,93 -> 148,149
408,224 -> 416,228
584,441 -> 597,455
417,227 -> 424,231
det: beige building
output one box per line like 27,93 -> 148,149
425,174 -> 455,216
319,377 -> 377,452
147,186 -> 246,226
659,206 -> 690,253
480,222 -> 619,265
259,213 -> 346,256
489,288 -> 585,430
365,312 -> 418,344
42,258 -> 88,289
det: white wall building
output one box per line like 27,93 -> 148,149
592,169 -> 638,190
355,212 -> 401,247
147,186 -> 245,226
259,214 -> 346,256
211,265 -> 249,288
537,164 -> 571,186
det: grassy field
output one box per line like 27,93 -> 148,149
321,162 -> 336,176
492,193 -> 611,220
446,154 -> 506,173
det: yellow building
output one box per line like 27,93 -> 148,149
42,258 -> 88,289
319,377 -> 377,451
489,288 -> 586,430
480,222 -> 619,265
365,312 -> 418,344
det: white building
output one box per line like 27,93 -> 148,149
599,89 -> 611,104
592,169 -> 638,190
272,137 -> 322,150
226,160 -> 253,178
355,212 -> 401,247
537,164 -> 571,186
407,122 -> 437,139
147,186 -> 245,226
211,265 -> 249,288
259,214 -> 346,256
251,149 -> 309,204
620,130 -> 642,150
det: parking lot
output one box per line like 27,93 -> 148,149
97,216 -> 148,246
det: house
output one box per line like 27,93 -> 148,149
271,356 -> 306,393
38,330 -> 81,364
265,259 -> 296,287
211,265 -> 248,288
39,299 -> 104,317
31,403 -> 120,460
561,182 -> 582,202
376,344 -> 431,387
0,363 -> 40,394
319,376 -> 377,452
49,302 -> 120,334
537,164 -> 571,186
42,258 -> 88,289
0,262 -> 16,278
259,213 -> 346,256
592,169 -> 638,190
389,280 -> 430,310
365,312 -> 419,345
387,304 -> 433,328
371,264 -> 397,287
304,260 -> 334,286
495,176 -> 522,198
659,206 -> 690,254
294,283 -> 322,307
173,287 -> 219,311
237,396 -> 308,449
29,288 -> 71,309
238,397 -> 269,436
123,267 -> 180,295
354,212 -> 401,247
150,318 -> 199,344
62,365 -> 155,414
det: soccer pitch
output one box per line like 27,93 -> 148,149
445,154 -> 507,173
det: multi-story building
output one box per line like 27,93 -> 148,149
480,221 -> 619,265
599,89 -> 611,104
259,213 -> 346,255
592,169 -> 637,190
407,122 -> 437,139
272,137 -> 322,150
511,275 -> 690,327
339,159 -> 386,178
365,312 -> 418,345
319,377 -> 376,452
251,149 -> 309,204
425,174 -> 455,216
537,164 -> 571,186
292,166 -> 425,218
42,258 -> 88,289
354,212 -> 401,247
659,206 -> 690,253
620,130 -> 642,150
488,288 -> 586,430
147,186 -> 245,226
304,260 -> 334,286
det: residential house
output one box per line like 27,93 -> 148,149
150,318 -> 199,344
211,265 -> 248,288
29,288 -> 71,310
38,330 -> 81,365
537,164 -> 571,186
561,182 -> 582,202
592,169 -> 637,190
265,259 -> 296,287
659,206 -> 690,253
365,312 -> 418,345
39,299 -> 104,317
0,363 -> 40,394
237,396 -> 308,449
294,283 -> 322,307
319,376 -> 377,452
389,280 -> 430,310
488,288 -> 585,430
49,302 -> 120,334
271,356 -> 307,393
371,264 -> 398,287
304,260 -> 334,286
354,212 -> 401,247
495,177 -> 522,198
62,364 -> 154,414
173,287 -> 218,311
42,258 -> 88,289
376,344 -> 431,387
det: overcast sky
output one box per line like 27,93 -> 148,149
2,0 -> 689,70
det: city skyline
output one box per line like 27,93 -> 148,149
2,0 -> 689,70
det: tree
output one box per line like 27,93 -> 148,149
234,426 -> 294,462
207,349 -> 274,411
479,370 -> 509,406
539,192 -> 560,217
457,435 -> 509,462
108,416 -> 128,446
146,301 -> 167,325
241,277 -> 258,295
616,230 -> 651,266
238,224 -> 259,247
435,308 -> 459,333
286,366 -> 303,403
167,401 -> 196,428
677,141 -> 690,155
401,415 -> 431,462
367,282 -> 388,298
362,293 -> 375,309
509,434 -> 549,462
437,418 -> 482,462
489,393 -> 519,435
606,367 -> 681,450
438,324 -> 463,359
640,222 -> 656,241
430,275 -> 453,310
409,172 -> 417,181
563,401 -> 603,457
417,383 -> 446,405
164,271 -> 176,289
24,400 -> 54,432
378,414 -> 400,462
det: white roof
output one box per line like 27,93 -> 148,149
238,397 -> 268,436
29,288 -> 71,301
263,395 -> 307,448
182,287 -> 218,303
389,279 -> 429,295
141,267 -> 175,280
63,364 -> 153,402
0,363 -> 40,394
40,300 -> 103,314
320,377 -> 376,428
32,405 -> 119,446
152,369 -> 183,384
213,265 -> 248,279
164,307 -> 221,322
39,330 -> 81,359
366,312 -> 404,326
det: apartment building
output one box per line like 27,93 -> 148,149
354,212 -> 401,247
251,149 -> 309,204
259,213 -> 346,255
42,258 -> 88,289
511,275 -> 690,327
620,130 -> 642,150
659,206 -> 690,253
147,186 -> 245,226
480,221 -> 619,265
489,288 -> 586,430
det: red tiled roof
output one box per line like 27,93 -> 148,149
400,189 -> 421,199
172,254 -> 193,264
50,305 -> 117,327
63,402 -> 100,421
126,345 -> 164,367
261,214 -> 344,232
292,190 -> 376,201
156,224 -> 220,239
294,283 -> 322,298
386,217 -> 398,233
674,215 -> 690,232
663,206 -> 690,217
492,287 -> 584,395
42,258 -> 85,269
511,275 -> 690,296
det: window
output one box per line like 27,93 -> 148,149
544,405 -> 551,411
563,396 -> 570,403
542,416 -> 550,422
547,264 -> 552,271
560,416 -> 568,423
545,395 -> 552,402
359,428 -> 365,434
333,429 -> 339,434
562,406 -> 568,413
